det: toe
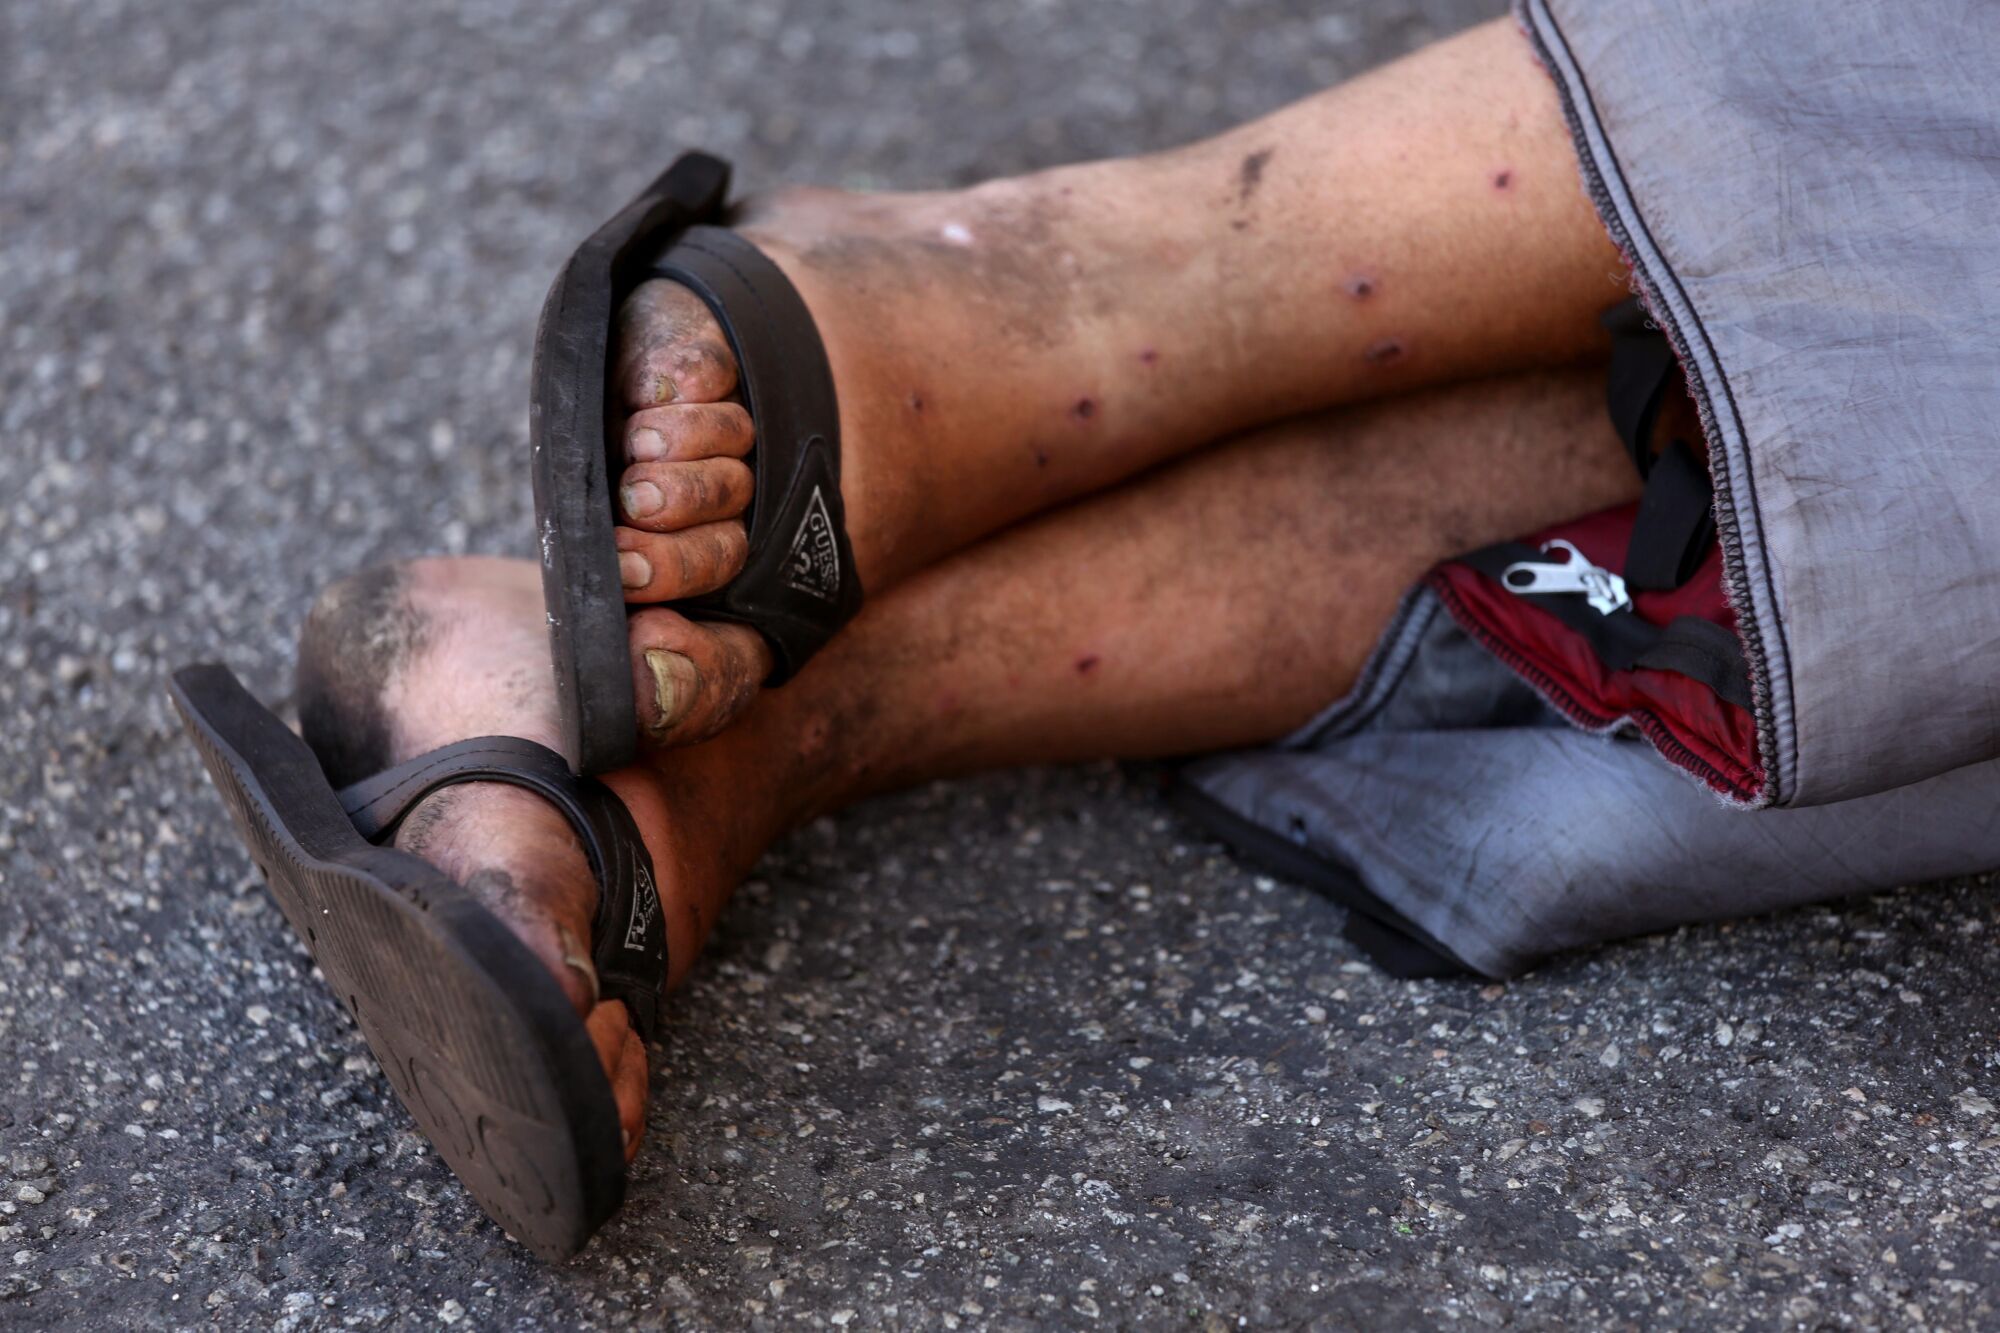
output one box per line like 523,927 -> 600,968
618,278 -> 738,408
626,609 -> 772,746
616,520 -> 749,602
626,403 -> 754,464
618,457 -> 754,532
586,1000 -> 648,1163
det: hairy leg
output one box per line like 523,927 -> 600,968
603,17 -> 1630,741
618,366 -> 1640,974
298,366 -> 1634,1152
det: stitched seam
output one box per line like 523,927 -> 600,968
1431,574 -> 1762,803
1521,0 -> 1792,807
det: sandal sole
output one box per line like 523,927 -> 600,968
167,663 -> 626,1261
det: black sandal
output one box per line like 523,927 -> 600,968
168,663 -> 666,1260
532,151 -> 864,775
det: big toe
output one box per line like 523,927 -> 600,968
628,608 -> 773,747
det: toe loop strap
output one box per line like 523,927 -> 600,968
336,737 -> 668,1044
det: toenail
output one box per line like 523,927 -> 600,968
644,649 -> 700,735
651,374 -> 679,403
622,481 -> 664,519
619,551 -> 652,589
559,925 -> 600,1005
630,428 -> 667,461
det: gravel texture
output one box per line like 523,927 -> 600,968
5,0 -> 2000,1328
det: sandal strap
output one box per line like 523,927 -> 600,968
336,738 -> 667,1044
645,225 -> 863,683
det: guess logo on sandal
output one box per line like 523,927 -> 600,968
784,484 -> 842,602
624,862 -> 660,953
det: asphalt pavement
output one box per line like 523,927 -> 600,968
4,0 -> 1998,1327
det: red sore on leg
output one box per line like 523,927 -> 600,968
1362,337 -> 1405,365
1074,654 -> 1101,675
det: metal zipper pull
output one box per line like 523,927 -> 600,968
1501,539 -> 1632,615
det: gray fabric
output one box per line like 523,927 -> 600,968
1182,5 -> 2000,971
1183,593 -> 2000,978
1519,0 -> 2000,808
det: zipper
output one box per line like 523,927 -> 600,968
1516,0 -> 1788,807
1429,574 -> 1763,803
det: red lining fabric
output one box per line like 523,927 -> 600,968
1428,503 -> 1763,801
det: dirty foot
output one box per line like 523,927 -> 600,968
606,167 -> 1286,749
297,558 -> 676,1159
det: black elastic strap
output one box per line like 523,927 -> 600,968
645,227 -> 864,684
1624,440 -> 1716,591
1626,615 -> 1755,712
1601,299 -> 1716,592
336,738 -> 668,1043
1462,542 -> 1753,711
1602,298 -> 1678,477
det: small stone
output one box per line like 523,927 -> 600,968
831,1312 -> 856,1327
1303,1005 -> 1328,1025
438,1298 -> 465,1323
1599,1043 -> 1622,1068
1574,1098 -> 1605,1119
1714,1021 -> 1735,1048
246,1005 -> 273,1027
1036,1096 -> 1074,1114
1954,1089 -> 1996,1118
6,1154 -> 48,1179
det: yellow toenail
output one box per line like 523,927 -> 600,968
652,374 -> 679,404
559,925 -> 600,1005
644,649 -> 699,736
621,481 -> 664,519
619,551 -> 651,589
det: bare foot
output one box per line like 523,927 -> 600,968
297,558 -> 670,1159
